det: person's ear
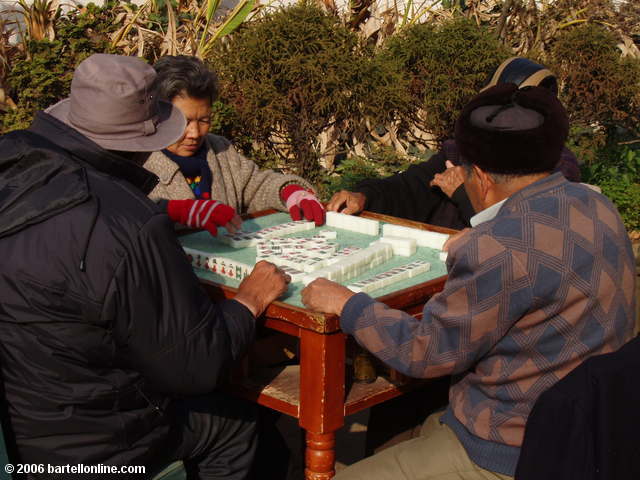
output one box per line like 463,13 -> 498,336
473,165 -> 496,206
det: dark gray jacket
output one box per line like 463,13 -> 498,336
0,112 -> 254,472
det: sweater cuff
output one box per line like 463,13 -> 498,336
340,292 -> 377,334
354,185 -> 374,211
219,299 -> 256,360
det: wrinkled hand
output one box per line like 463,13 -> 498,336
442,227 -> 471,252
281,185 -> 325,226
326,190 -> 366,215
234,261 -> 291,317
301,278 -> 356,316
430,160 -> 465,198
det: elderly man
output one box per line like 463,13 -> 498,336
326,57 -> 581,230
0,54 -> 290,479
302,84 -> 636,479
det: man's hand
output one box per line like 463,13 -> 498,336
234,261 -> 291,317
326,190 -> 366,215
280,184 -> 325,226
301,278 -> 356,316
430,160 -> 465,198
167,199 -> 241,237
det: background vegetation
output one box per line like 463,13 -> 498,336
0,0 -> 639,230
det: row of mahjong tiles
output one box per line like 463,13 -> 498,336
178,212 -> 449,308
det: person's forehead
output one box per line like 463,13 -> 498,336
172,95 -> 211,115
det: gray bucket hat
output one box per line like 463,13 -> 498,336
46,54 -> 186,152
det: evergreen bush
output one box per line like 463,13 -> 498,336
320,145 -> 418,199
599,177 -> 640,232
384,17 -> 509,144
546,24 -> 640,135
1,3 -> 120,133
210,2 -> 408,181
581,144 -> 640,232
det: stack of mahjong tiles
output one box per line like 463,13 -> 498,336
301,242 -> 394,286
381,223 -> 450,265
255,232 -> 363,283
371,236 -> 417,257
182,248 -> 252,281
381,223 -> 449,250
325,211 -> 379,235
219,220 -> 315,248
347,260 -> 431,294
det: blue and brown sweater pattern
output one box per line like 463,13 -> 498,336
341,173 -> 636,475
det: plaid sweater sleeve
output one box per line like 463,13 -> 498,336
341,228 -> 532,378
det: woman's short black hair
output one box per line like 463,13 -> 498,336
152,55 -> 219,103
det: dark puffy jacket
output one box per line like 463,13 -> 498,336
515,337 -> 640,480
0,113 -> 255,474
356,140 -> 580,230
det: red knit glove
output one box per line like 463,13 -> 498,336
280,184 -> 325,226
167,199 -> 236,237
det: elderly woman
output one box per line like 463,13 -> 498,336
144,55 -> 325,235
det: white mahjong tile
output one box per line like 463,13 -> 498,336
302,273 -> 319,286
301,262 -> 319,273
288,271 -> 305,282
224,262 -> 234,278
319,230 -> 337,239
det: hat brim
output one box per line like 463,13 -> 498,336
46,98 -> 186,152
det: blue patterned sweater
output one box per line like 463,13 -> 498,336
341,173 -> 636,475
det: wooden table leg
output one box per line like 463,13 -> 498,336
305,432 -> 335,480
299,329 -> 346,480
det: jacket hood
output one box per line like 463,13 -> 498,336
0,129 -> 89,239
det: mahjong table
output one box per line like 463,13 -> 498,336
179,209 -> 456,480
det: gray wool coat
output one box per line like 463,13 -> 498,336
143,134 -> 313,214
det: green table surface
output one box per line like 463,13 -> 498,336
179,212 -> 448,308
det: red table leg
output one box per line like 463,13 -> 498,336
299,329 -> 346,479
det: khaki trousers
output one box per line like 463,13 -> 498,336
334,413 -> 513,480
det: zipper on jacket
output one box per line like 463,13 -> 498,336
135,384 -> 164,415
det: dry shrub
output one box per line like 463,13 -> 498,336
1,3 -> 120,133
211,2 -> 408,180
546,23 -> 640,133
385,16 -> 509,144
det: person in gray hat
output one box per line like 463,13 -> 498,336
301,84 -> 635,480
0,53 -> 290,478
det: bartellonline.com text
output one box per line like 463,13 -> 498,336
4,463 -> 146,475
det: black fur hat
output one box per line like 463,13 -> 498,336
454,83 -> 569,175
